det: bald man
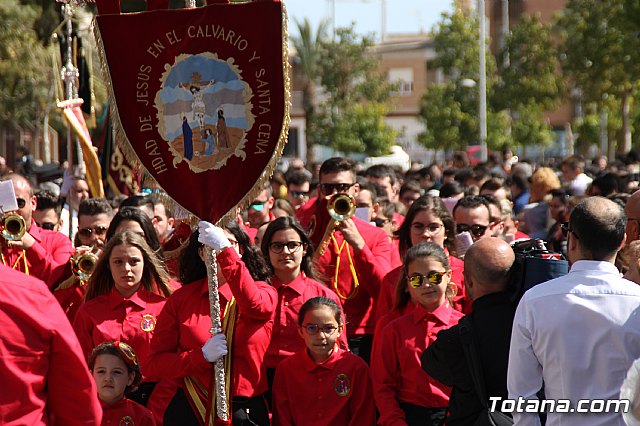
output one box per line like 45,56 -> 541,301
421,238 -> 516,425
0,174 -> 74,287
625,189 -> 640,243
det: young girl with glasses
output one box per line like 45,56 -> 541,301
272,296 -> 376,426
259,217 -> 348,404
89,341 -> 155,426
371,242 -> 463,426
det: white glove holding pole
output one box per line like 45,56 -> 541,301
198,221 -> 231,251
202,333 -> 228,363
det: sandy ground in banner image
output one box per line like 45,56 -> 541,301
170,125 -> 245,169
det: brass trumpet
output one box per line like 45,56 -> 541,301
72,247 -> 101,281
315,193 -> 356,258
1,213 -> 26,241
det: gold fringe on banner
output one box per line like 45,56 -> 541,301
91,1 -> 291,226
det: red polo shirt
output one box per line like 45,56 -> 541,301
73,286 -> 168,380
0,265 -> 101,425
1,220 -> 74,288
54,279 -> 88,324
265,273 -> 348,369
272,347 -> 376,426
371,303 -> 464,426
144,248 -> 277,398
100,398 -> 156,426
297,198 -> 393,336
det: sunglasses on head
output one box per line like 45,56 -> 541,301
319,183 -> 355,195
77,225 -> 109,238
407,271 -> 447,288
16,198 -> 26,209
456,223 -> 489,237
249,200 -> 267,211
302,323 -> 339,335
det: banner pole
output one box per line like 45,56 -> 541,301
204,247 -> 229,422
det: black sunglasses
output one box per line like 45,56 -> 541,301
456,223 -> 489,237
560,222 -> 579,239
291,191 -> 311,198
40,222 -> 57,231
407,271 -> 447,288
77,225 -> 109,238
319,183 -> 355,195
16,198 -> 26,209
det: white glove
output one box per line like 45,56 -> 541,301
202,333 -> 228,363
198,221 -> 231,251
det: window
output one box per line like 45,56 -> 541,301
389,68 -> 414,95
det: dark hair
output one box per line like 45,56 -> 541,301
364,164 -> 397,185
510,172 -> 529,192
395,195 -> 456,258
394,242 -> 450,311
78,198 -> 114,219
480,177 -> 506,194
453,195 -> 491,223
261,216 -> 316,279
298,296 -> 342,326
357,181 -> 379,204
439,181 -> 465,198
35,190 -> 61,216
319,157 -> 356,180
570,197 -> 626,260
590,172 -> 620,197
149,193 -> 173,218
119,195 -> 155,214
180,221 -> 271,284
399,180 -> 422,198
88,341 -> 142,393
106,207 -> 163,257
550,189 -> 570,204
285,170 -> 311,186
479,194 -> 501,223
85,231 -> 172,301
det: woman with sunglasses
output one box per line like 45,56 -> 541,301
371,242 -> 463,426
375,195 -> 467,326
145,221 -> 276,426
259,217 -> 347,401
73,231 -> 173,409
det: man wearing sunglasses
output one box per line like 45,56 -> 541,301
246,181 -> 275,229
508,197 -> 640,426
285,170 -> 312,209
422,237 -> 516,425
33,190 -> 63,232
453,196 -> 494,242
296,157 -> 393,364
0,174 -> 74,288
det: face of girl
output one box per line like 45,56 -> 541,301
406,256 -> 452,312
269,228 -> 306,278
109,243 -> 144,298
410,210 -> 446,248
92,354 -> 134,404
298,306 -> 342,363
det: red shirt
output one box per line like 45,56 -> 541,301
1,220 -> 74,288
297,199 -> 393,336
374,255 -> 469,322
54,280 -> 88,324
73,286 -> 168,380
144,248 -> 277,398
272,347 -> 376,426
100,397 -> 156,426
265,273 -> 348,369
371,303 -> 464,426
0,265 -> 101,425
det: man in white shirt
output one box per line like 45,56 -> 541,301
507,196 -> 640,426
561,155 -> 593,196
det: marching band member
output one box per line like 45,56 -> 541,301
144,221 -> 276,426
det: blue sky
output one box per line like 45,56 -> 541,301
285,0 -> 455,40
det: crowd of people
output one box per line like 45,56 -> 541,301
3,150 -> 640,426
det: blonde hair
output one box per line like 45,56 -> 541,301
85,231 -> 172,301
530,167 -> 561,202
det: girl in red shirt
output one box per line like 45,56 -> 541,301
272,296 -> 375,426
89,340 -> 156,426
73,231 -> 173,408
371,242 -> 464,426
259,217 -> 346,396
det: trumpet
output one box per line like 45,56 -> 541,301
72,247 -> 101,281
315,193 -> 356,258
1,213 -> 26,241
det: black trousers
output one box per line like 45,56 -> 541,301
164,388 -> 270,426
126,381 -> 157,407
348,334 -> 373,365
398,403 -> 446,426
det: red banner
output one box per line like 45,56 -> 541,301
94,0 -> 289,222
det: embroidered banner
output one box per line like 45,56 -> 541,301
94,0 -> 289,223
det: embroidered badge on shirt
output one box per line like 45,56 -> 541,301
140,314 -> 156,332
334,373 -> 351,397
119,416 -> 135,426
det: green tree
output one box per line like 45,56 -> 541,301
310,25 -> 396,156
291,18 -> 329,164
556,0 -> 640,153
0,0 -> 51,127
